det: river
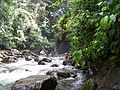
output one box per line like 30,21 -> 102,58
0,56 -> 84,90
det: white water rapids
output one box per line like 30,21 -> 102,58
0,56 -> 84,90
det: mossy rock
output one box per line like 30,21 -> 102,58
82,78 -> 98,90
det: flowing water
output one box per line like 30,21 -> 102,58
0,56 -> 84,90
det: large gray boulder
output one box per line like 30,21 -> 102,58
11,75 -> 57,90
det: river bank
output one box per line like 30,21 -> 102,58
81,59 -> 120,90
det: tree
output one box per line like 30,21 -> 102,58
55,0 -> 120,67
0,0 -> 54,50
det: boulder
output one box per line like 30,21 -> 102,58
35,56 -> 51,62
35,56 -> 51,63
42,58 -> 52,62
25,55 -> 33,61
57,71 -> 71,78
0,53 -> 3,58
81,78 -> 98,90
63,53 -> 73,66
1,50 -> 12,56
57,68 -> 78,78
20,50 -> 37,56
51,64 -> 59,67
11,49 -> 20,55
56,79 -> 80,90
59,57 -> 64,60
1,56 -> 17,63
46,71 -> 57,76
40,50 -> 47,56
11,75 -> 57,90
63,60 -> 71,66
112,85 -> 120,90
34,56 -> 40,62
46,68 -> 77,79
20,50 -> 31,55
56,71 -> 81,90
46,71 -> 58,79
38,60 -> 46,65
0,58 -> 3,62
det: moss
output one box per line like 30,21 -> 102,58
81,78 -> 97,90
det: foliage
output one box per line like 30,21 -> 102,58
0,0 -> 54,50
55,0 -> 120,67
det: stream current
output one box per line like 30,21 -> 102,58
0,56 -> 84,90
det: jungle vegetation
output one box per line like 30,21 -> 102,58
1,0 -> 120,68
52,0 -> 120,68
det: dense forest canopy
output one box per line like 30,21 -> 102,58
0,0 -> 120,68
52,0 -> 120,68
1,1 -> 120,90
0,0 -> 57,50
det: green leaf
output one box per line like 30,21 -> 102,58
73,50 -> 82,62
102,6 -> 107,11
3,0 -> 10,5
100,16 -> 110,29
97,2 -> 102,6
110,14 -> 116,22
111,41 -> 119,46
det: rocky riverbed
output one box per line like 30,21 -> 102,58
0,49 -> 84,90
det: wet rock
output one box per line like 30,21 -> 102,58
20,50 -> 30,54
64,53 -> 70,60
46,68 -> 78,79
59,57 -> 64,60
42,58 -> 52,62
51,64 -> 59,67
38,60 -> 46,65
0,53 -> 3,58
34,56 -> 40,62
11,49 -> 19,55
1,56 -> 17,63
11,75 -> 57,90
57,69 -> 77,79
56,70 -> 82,90
31,52 -> 39,57
63,60 -> 71,66
46,71 -> 57,78
0,57 -> 3,62
46,71 -> 52,75
25,55 -> 32,61
20,50 -> 32,56
70,72 -> 77,78
9,56 -> 17,62
20,50 -> 39,59
41,48 -> 55,56
63,53 -> 73,66
56,79 -> 80,90
112,85 -> 120,90
57,71 -> 71,78
40,50 -> 47,56
46,71 -> 56,75
81,78 -> 98,90
25,69 -> 29,71
35,56 -> 51,62
1,52 -> 7,57
2,50 -> 12,56
33,50 -> 40,55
